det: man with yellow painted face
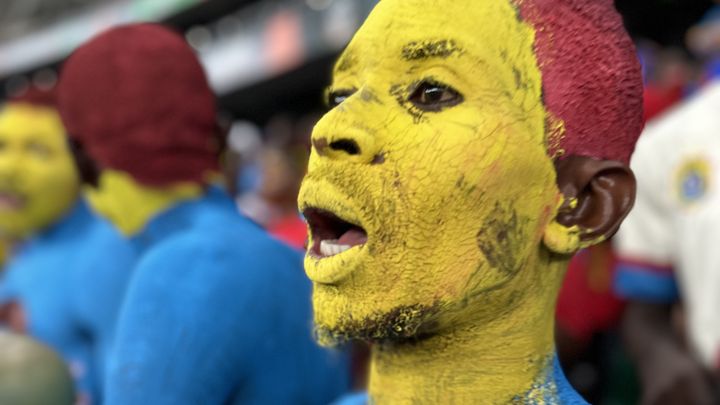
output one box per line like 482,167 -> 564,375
57,23 -> 349,405
0,88 -> 136,404
298,0 -> 644,403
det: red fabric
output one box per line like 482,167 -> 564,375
268,215 -> 307,250
515,0 -> 644,164
643,85 -> 683,122
57,23 -> 219,186
556,246 -> 625,342
9,87 -> 58,108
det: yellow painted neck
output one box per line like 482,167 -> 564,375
368,259 -> 565,404
85,170 -> 204,236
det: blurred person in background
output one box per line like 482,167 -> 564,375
554,241 -> 632,403
57,23 -> 349,404
641,46 -> 695,122
0,331 -> 75,405
616,8 -> 720,404
0,88 -> 135,404
223,120 -> 263,199
688,3 -> 720,83
238,115 -> 313,250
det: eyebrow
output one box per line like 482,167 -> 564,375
336,51 -> 358,73
401,39 -> 463,61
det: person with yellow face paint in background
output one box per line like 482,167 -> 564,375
57,23 -> 349,405
298,0 -> 645,403
0,88 -> 136,404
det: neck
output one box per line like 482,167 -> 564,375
86,170 -> 203,236
368,261 -> 566,403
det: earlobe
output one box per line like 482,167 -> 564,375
543,204 -> 582,255
543,156 -> 636,255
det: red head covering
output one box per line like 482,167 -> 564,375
9,87 -> 58,109
57,23 -> 219,186
514,0 -> 644,164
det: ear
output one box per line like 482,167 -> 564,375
543,155 -> 636,255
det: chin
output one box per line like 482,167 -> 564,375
312,289 -> 441,346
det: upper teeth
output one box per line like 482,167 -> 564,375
319,240 -> 352,257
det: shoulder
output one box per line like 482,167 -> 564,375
153,219 -> 301,266
70,215 -> 136,278
134,220 -> 305,292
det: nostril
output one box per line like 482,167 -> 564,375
329,139 -> 361,155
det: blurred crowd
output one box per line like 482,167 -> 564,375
0,2 -> 720,405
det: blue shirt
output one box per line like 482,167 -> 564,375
0,200 -> 136,403
105,187 -> 349,405
614,260 -> 679,304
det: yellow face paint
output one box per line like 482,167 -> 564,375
86,170 -> 202,236
0,104 -> 79,239
298,0 -> 579,402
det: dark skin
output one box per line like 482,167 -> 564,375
552,156 -> 636,366
623,302 -> 720,405
554,155 -> 636,240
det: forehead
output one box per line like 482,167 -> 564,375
0,105 -> 65,142
336,0 -> 530,73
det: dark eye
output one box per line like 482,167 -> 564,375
408,80 -> 463,111
326,89 -> 356,108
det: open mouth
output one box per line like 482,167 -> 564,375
303,208 -> 368,258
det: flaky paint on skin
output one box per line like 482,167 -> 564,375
542,221 -> 581,255
545,116 -> 567,160
298,0 -> 599,403
401,39 -> 464,61
0,104 -> 79,239
85,170 -> 202,236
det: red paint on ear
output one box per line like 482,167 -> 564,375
515,0 -> 644,164
57,23 -> 219,186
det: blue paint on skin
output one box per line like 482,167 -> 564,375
105,187 -> 350,405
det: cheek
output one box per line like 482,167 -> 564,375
40,158 -> 78,187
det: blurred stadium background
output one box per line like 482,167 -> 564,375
0,0 -> 714,124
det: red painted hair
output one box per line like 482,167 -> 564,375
514,0 -> 644,164
57,23 -> 219,186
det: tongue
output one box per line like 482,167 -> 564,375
338,227 -> 368,247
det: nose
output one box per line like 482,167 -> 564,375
312,134 -> 378,164
311,122 -> 380,164
327,139 -> 361,155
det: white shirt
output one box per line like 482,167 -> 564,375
616,81 -> 720,368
